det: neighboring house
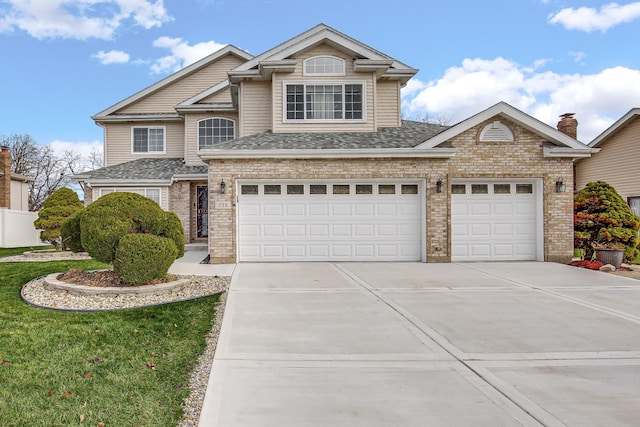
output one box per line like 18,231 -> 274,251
0,145 -> 32,211
76,24 -> 595,264
0,145 -> 44,247
575,108 -> 640,214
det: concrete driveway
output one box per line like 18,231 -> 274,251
198,262 -> 640,426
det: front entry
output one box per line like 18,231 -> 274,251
196,185 -> 208,238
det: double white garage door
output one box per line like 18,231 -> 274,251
237,180 -> 541,262
238,181 -> 423,261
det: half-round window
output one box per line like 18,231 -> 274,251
304,56 -> 345,76
479,121 -> 514,141
198,117 -> 235,149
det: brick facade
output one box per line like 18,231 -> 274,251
205,118 -> 575,264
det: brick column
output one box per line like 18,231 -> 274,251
0,146 -> 11,208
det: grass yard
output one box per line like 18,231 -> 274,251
0,258 -> 221,426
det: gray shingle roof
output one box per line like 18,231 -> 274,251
211,120 -> 449,150
75,158 -> 207,181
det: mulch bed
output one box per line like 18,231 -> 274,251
57,269 -> 178,287
570,259 -> 631,271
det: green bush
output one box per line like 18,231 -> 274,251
114,233 -> 178,285
574,181 -> 640,262
33,188 -> 84,250
60,210 -> 84,252
80,192 -> 181,264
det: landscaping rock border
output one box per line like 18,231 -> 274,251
43,272 -> 191,296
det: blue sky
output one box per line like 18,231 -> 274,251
1,0 -> 640,164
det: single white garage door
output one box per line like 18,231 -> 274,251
238,181 -> 423,261
451,181 -> 539,261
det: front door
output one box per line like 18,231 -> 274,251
196,185 -> 208,238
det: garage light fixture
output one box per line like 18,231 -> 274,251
436,179 -> 444,193
220,179 -> 226,194
555,178 -> 565,193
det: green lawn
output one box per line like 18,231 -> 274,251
0,259 -> 221,426
0,245 -> 54,258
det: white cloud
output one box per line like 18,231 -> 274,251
402,58 -> 640,143
0,0 -> 172,40
569,51 -> 587,64
150,36 -> 227,74
93,49 -> 130,64
548,2 -> 640,32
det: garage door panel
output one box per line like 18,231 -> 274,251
309,224 -> 329,237
239,181 -> 422,261
452,181 -> 538,261
308,204 -> 329,215
332,204 -> 351,215
470,223 -> 491,236
493,202 -> 514,216
286,204 -> 306,215
262,204 -> 283,216
286,224 -> 306,237
354,224 -> 375,237
331,224 -> 351,237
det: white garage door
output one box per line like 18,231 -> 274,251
451,181 -> 540,261
238,181 -> 423,261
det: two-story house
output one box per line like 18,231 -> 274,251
76,24 -> 595,264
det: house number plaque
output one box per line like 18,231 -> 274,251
215,201 -> 232,209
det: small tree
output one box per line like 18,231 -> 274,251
574,181 -> 640,261
34,187 -> 84,250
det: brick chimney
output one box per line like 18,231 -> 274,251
0,145 -> 10,208
557,113 -> 578,139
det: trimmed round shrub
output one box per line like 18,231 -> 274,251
61,210 -> 84,252
113,233 -> 178,285
34,187 -> 84,250
80,192 -> 182,264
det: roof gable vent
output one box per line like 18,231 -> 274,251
480,121 -> 514,142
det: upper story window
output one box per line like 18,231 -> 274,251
285,82 -> 364,121
198,117 -> 235,149
479,121 -> 514,142
304,56 -> 345,76
132,126 -> 165,154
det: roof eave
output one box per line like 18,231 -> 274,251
543,146 -> 600,158
589,108 -> 640,147
72,178 -> 174,186
198,147 -> 458,160
92,114 -> 183,123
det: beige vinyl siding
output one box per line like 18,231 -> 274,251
272,44 -> 375,133
201,88 -> 233,103
376,80 -> 401,127
576,117 -> 640,200
10,180 -> 29,211
117,54 -> 245,114
104,121 -> 184,166
239,81 -> 272,137
92,187 -> 170,211
185,112 -> 239,165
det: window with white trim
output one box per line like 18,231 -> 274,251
304,56 -> 345,76
285,82 -> 364,121
99,188 -> 161,205
132,127 -> 165,153
198,117 -> 235,149
629,197 -> 640,216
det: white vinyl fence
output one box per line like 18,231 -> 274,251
0,208 -> 46,248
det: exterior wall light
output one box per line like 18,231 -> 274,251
220,179 -> 226,194
555,178 -> 565,193
436,179 -> 444,193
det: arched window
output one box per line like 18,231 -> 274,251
479,121 -> 514,142
303,56 -> 345,76
198,118 -> 235,149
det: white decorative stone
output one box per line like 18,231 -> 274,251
599,264 -> 616,272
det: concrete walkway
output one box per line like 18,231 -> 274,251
198,262 -> 640,426
168,249 -> 236,277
